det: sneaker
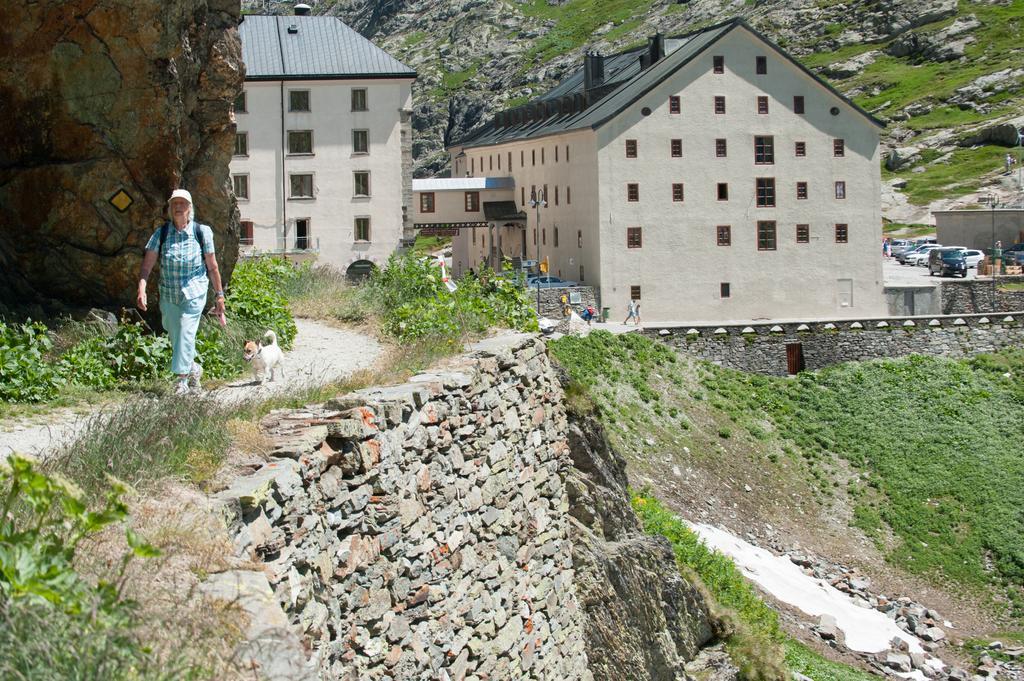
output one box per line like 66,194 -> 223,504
174,380 -> 190,395
188,362 -> 204,392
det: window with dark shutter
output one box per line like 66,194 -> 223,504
756,178 -> 776,207
672,183 -> 684,202
717,225 -> 731,246
834,139 -> 845,157
630,285 -> 641,300
720,282 -> 731,298
627,184 -> 639,202
754,136 -> 774,164
714,96 -> 726,114
627,227 -> 642,248
835,181 -> 846,200
796,182 -> 808,200
756,56 -> 767,74
713,55 -> 724,73
757,221 -> 777,251
669,95 -> 681,114
717,183 -> 728,201
625,139 -> 637,158
671,139 -> 682,157
796,224 -> 810,243
795,141 -> 806,157
757,96 -> 769,114
835,224 -> 848,243
716,138 -> 727,157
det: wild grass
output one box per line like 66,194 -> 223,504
48,394 -> 234,495
784,639 -> 878,681
280,264 -> 372,324
516,0 -> 656,69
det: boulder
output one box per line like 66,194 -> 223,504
959,122 -> 1024,148
0,0 -> 242,313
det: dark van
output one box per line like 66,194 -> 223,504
929,248 -> 967,277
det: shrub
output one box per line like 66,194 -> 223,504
0,455 -> 164,679
0,321 -> 64,402
226,258 -> 298,348
367,254 -> 538,342
59,321 -> 172,388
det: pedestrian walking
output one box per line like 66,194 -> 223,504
136,189 -> 224,395
623,298 -> 641,325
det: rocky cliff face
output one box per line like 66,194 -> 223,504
253,0 -> 1022,214
0,0 -> 243,313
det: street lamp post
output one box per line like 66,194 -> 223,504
528,187 -> 546,313
990,193 -> 997,311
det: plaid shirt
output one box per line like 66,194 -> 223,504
145,221 -> 215,304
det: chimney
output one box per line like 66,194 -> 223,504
583,52 -> 604,92
648,33 -> 665,64
294,3 -> 311,15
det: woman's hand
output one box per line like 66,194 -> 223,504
137,285 -> 148,312
213,296 -> 226,316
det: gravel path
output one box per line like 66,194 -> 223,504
0,319 -> 382,460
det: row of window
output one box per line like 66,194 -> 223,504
620,283 -> 741,301
233,88 -> 369,115
238,216 -> 371,247
626,136 -> 844,161
667,93 -> 805,116
232,171 -> 372,200
233,129 -> 370,157
470,145 -> 572,175
470,226 -> 586,250
619,222 -> 849,250
622,179 -> 847,204
419,191 -> 482,213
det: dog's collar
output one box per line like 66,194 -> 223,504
244,345 -> 263,362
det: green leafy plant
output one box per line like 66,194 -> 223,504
0,321 -> 64,402
226,258 -> 298,349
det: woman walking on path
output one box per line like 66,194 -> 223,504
136,189 -> 225,394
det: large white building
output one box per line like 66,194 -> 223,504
232,11 -> 416,277
418,18 -> 887,322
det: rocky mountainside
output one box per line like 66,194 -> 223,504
0,0 -> 243,314
249,0 -> 1024,219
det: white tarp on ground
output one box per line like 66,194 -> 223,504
688,522 -> 924,655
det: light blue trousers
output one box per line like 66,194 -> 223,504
160,295 -> 206,376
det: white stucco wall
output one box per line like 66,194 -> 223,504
596,26 -> 885,322
231,78 -> 412,273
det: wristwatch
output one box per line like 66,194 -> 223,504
215,290 -> 225,299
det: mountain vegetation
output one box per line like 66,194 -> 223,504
248,0 -> 1024,213
550,332 -> 1024,622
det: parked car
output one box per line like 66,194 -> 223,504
1000,243 -> 1024,266
907,244 -> 944,266
928,248 -> 968,277
526,276 -> 578,288
896,243 -> 933,265
961,249 -> 984,268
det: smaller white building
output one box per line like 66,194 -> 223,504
232,12 -> 416,276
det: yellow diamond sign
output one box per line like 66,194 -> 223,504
109,189 -> 133,212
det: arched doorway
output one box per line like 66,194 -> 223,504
346,259 -> 376,281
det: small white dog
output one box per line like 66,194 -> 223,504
243,330 -> 285,383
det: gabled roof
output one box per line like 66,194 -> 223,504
456,17 -> 883,149
240,15 -> 416,81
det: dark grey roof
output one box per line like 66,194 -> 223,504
240,15 -> 416,80
483,201 -> 526,221
456,18 -> 882,149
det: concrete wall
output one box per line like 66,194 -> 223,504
214,335 -> 593,680
232,78 -> 413,273
940,275 -> 1024,314
597,25 -> 885,323
934,209 -> 1024,251
647,313 -> 1024,375
884,286 -> 941,316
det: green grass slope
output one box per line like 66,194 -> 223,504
550,332 -> 1024,617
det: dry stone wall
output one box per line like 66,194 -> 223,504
647,313 -> 1024,375
215,334 -> 593,680
940,276 -> 1024,314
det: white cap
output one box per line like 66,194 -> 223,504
167,188 -> 193,205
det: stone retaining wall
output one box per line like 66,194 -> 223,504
533,286 -> 599,319
214,334 -> 593,680
940,276 -> 1024,314
646,313 -> 1024,375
